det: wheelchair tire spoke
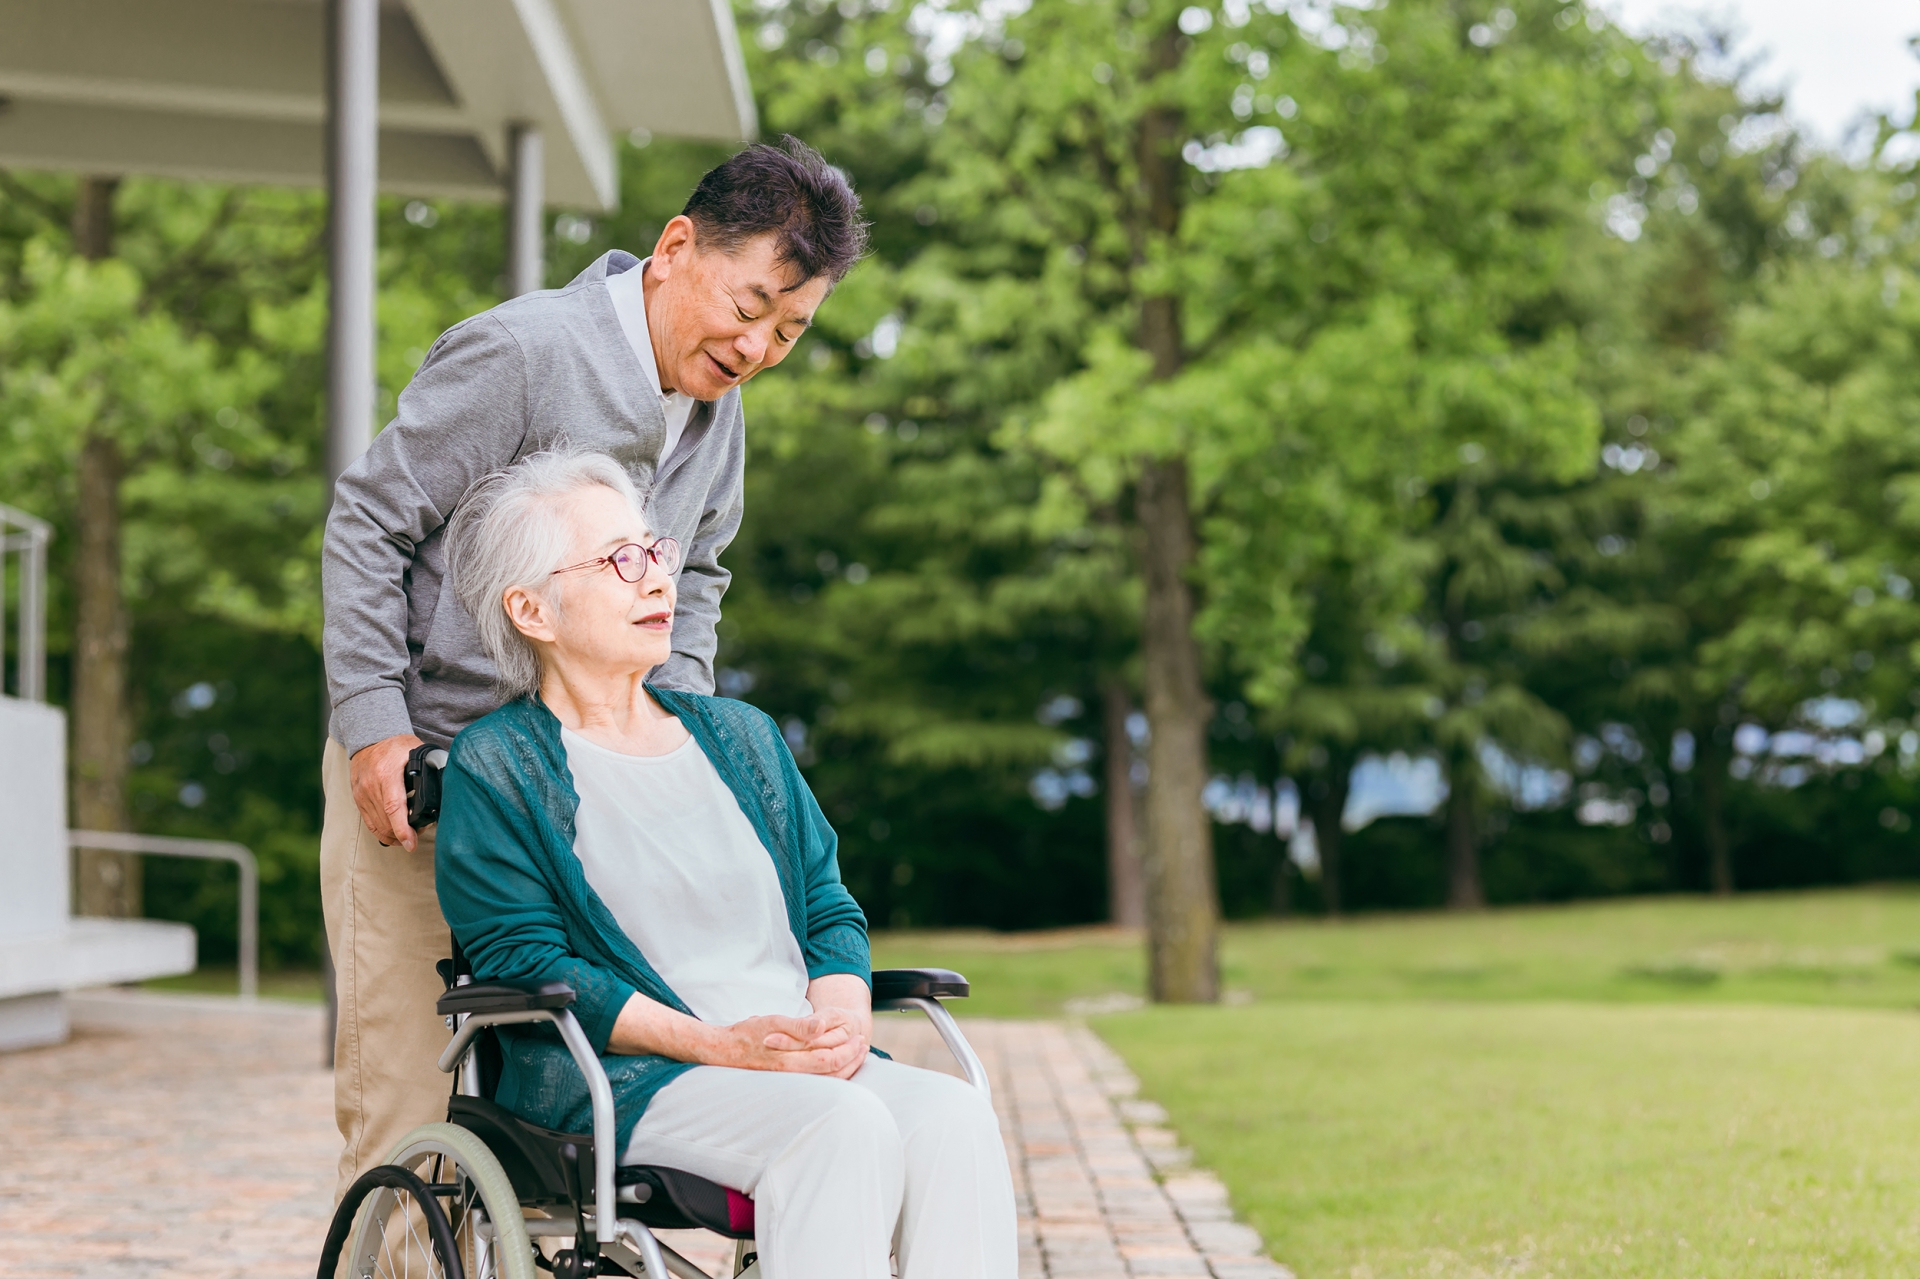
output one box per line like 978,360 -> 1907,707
324,1127 -> 532,1279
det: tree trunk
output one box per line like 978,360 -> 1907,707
1102,682 -> 1147,928
70,175 -> 139,918
1696,724 -> 1734,896
1136,457 -> 1219,1002
1444,749 -> 1484,910
73,433 -> 137,915
72,176 -> 117,260
1303,762 -> 1352,917
1127,23 -> 1216,1001
1269,823 -> 1293,918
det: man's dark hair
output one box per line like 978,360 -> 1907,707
680,136 -> 869,287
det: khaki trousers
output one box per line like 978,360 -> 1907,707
321,737 -> 453,1201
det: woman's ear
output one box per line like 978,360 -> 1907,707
504,584 -> 558,645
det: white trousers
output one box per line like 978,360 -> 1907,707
624,1056 -> 1017,1279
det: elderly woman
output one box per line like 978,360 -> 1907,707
435,451 -> 1015,1279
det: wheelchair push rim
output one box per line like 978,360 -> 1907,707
330,1122 -> 538,1279
321,1162 -> 464,1279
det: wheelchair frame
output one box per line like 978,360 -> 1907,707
423,966 -> 987,1279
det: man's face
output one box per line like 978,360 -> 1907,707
644,217 -> 833,401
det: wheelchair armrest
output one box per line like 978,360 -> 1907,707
436,978 -> 576,1017
872,967 -> 969,1001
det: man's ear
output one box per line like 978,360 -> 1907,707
504,585 -> 558,645
649,216 -> 697,280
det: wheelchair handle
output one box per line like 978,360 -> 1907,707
404,744 -> 449,828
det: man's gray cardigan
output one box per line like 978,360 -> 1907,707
323,251 -> 743,755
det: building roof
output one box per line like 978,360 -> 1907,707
0,0 -> 755,211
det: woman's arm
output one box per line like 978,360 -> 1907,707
438,756 -> 640,1051
779,723 -> 874,1081
607,988 -> 866,1075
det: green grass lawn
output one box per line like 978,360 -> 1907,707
874,886 -> 1920,1017
1101,1000 -> 1920,1277
144,966 -> 328,1001
889,887 -> 1920,1276
162,886 -> 1920,1015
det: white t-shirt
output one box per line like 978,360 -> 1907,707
562,727 -> 812,1026
605,256 -> 699,467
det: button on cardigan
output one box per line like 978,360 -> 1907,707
435,689 -> 872,1150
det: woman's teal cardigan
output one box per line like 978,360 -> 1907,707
435,689 -> 872,1150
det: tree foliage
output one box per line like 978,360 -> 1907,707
5,0 -> 1920,970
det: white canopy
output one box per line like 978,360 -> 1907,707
0,0 -> 757,211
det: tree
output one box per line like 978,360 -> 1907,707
1174,0 -> 1624,911
0,222 -> 274,912
0,172 -> 484,962
1514,31 -> 1868,896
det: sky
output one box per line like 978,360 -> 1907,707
1604,0 -> 1920,152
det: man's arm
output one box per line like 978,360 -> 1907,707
323,315 -> 530,843
651,416 -> 744,695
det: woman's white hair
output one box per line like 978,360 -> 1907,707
446,449 -> 647,698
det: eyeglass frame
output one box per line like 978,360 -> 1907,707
549,537 -> 682,584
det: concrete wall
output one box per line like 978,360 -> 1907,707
0,696 -> 66,945
0,697 -> 195,1051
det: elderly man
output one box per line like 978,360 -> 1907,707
320,136 -> 868,1197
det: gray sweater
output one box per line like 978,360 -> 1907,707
322,251 -> 744,754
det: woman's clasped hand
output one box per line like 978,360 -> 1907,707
608,971 -> 875,1081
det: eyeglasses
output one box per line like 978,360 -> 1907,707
550,537 -> 682,583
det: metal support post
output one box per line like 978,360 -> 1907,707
0,503 -> 51,702
508,124 -> 546,298
326,0 -> 380,493
323,0 -> 379,1064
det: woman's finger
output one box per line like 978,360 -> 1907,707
760,1014 -> 823,1040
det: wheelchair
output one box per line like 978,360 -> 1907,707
316,952 -> 987,1279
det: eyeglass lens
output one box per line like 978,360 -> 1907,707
609,539 -> 681,582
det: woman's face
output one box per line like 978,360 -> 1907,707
508,484 -> 676,680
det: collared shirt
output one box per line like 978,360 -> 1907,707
605,255 -> 698,467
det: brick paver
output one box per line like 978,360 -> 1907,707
0,992 -> 1289,1279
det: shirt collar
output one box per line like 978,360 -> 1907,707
605,255 -> 676,404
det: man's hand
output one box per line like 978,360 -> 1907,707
350,732 -> 425,851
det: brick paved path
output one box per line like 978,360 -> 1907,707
0,992 -> 1289,1279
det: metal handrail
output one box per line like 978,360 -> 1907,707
0,502 -> 51,702
68,829 -> 258,1001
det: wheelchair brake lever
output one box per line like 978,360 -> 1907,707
558,1141 -> 599,1277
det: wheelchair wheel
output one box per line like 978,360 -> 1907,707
321,1163 -> 463,1279
348,1122 -> 538,1279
